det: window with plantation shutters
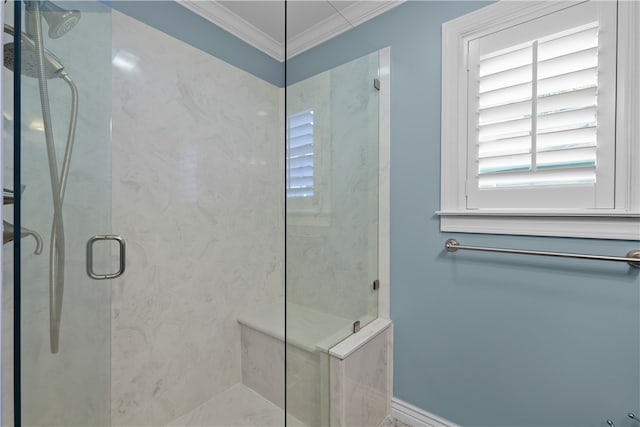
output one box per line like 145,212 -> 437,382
439,0 -> 640,239
465,1 -> 617,209
286,109 -> 314,199
476,24 -> 598,187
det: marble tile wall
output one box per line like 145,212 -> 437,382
286,52 -> 380,323
330,325 -> 391,427
110,10 -> 284,426
241,321 -> 324,427
285,344 -> 325,427
3,3 -> 113,425
241,325 -> 285,409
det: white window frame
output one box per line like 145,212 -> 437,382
439,0 -> 640,240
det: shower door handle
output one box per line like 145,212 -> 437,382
86,235 -> 126,279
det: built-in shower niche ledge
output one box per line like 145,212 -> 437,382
237,303 -> 393,427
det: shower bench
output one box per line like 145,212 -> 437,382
237,302 -> 392,427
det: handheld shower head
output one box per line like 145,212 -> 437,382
3,25 -> 65,79
25,1 -> 81,39
4,41 -> 64,79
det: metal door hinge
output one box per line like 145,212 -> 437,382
373,279 -> 380,290
373,78 -> 380,91
353,320 -> 361,333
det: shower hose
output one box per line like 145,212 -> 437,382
28,2 -> 78,354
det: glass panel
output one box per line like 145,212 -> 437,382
11,1 -> 112,425
286,51 -> 380,426
4,1 -> 287,426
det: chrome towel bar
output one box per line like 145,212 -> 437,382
445,239 -> 640,268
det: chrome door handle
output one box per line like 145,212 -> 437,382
86,235 -> 126,279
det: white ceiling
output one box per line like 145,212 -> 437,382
179,1 -> 404,61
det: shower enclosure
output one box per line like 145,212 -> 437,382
285,51 -> 382,426
1,1 -> 389,426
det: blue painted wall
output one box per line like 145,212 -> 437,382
288,2 -> 640,426
107,1 -> 284,86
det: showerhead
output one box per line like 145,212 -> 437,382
41,1 -> 81,39
25,1 -> 81,39
3,25 -> 65,79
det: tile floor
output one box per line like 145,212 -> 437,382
164,382 -> 411,427
165,384 -> 304,427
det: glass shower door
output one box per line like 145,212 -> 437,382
5,1 -> 287,426
5,1 -> 113,425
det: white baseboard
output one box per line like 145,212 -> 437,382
391,398 -> 459,427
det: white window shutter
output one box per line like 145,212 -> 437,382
286,109 -> 314,198
466,1 -> 617,209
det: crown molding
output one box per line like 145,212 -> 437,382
335,0 -> 405,30
179,0 -> 284,61
178,1 -> 405,62
287,1 -> 404,59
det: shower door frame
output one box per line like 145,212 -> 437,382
0,0 -> 4,424
9,2 -> 20,425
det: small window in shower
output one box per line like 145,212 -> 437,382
286,109 -> 315,199
286,80 -> 331,227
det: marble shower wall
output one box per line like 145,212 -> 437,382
286,52 -> 380,322
330,324 -> 392,427
110,10 -> 284,426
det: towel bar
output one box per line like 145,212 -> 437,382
445,239 -> 640,268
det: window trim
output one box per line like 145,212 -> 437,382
439,0 -> 640,240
